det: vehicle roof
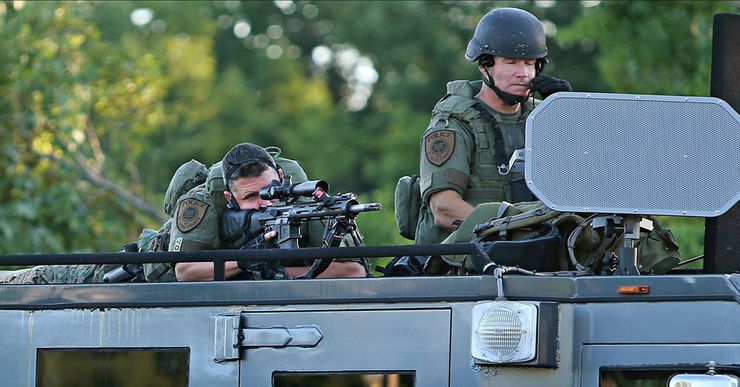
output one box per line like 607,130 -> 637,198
1,274 -> 739,310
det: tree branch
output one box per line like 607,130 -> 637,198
71,152 -> 167,222
46,150 -> 168,223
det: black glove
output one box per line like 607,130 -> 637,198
531,75 -> 572,99
241,233 -> 272,250
237,233 -> 286,280
375,256 -> 428,277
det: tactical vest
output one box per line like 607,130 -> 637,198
427,80 -> 532,206
415,81 -> 533,245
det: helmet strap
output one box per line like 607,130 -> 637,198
482,68 -> 526,106
535,57 -> 548,76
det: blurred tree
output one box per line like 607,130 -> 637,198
0,1 -> 168,253
0,0 -> 728,268
559,1 -> 739,95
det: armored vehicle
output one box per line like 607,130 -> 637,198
1,13 -> 739,387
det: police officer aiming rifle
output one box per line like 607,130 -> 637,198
220,177 -> 380,279
172,143 -> 370,281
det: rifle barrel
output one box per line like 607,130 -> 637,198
348,203 -> 382,213
287,202 -> 382,220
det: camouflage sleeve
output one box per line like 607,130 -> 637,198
0,265 -> 106,284
419,116 -> 475,204
169,187 -> 220,252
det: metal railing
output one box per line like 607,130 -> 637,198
0,243 -> 488,281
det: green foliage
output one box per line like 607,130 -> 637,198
0,0 -> 727,267
1,2 -> 167,253
657,216 -> 705,268
559,1 -> 739,94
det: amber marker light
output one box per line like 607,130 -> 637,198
617,285 -> 650,295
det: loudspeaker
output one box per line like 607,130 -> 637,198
525,92 -> 739,217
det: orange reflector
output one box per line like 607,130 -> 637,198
618,285 -> 650,294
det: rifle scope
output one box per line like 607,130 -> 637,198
260,179 -> 329,200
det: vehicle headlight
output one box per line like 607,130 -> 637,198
471,301 -> 538,364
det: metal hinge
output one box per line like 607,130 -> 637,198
214,314 -> 242,363
214,314 -> 323,363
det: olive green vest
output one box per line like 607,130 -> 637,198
415,80 -> 533,245
430,80 -> 532,204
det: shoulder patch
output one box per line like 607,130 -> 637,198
425,130 -> 456,166
176,198 -> 209,233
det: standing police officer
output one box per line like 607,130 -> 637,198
415,7 -> 572,245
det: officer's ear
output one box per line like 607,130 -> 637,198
478,64 -> 490,77
224,190 -> 240,210
478,55 -> 494,76
277,168 -> 285,180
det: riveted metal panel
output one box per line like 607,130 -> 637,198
581,344 -> 740,387
239,309 -> 452,386
0,307 -> 240,387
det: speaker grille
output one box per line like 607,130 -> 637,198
526,93 -> 740,217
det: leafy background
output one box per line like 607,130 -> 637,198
1,1 -> 737,271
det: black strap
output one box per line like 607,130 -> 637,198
472,103 -> 507,169
293,258 -> 332,279
510,178 -> 534,202
472,103 -> 534,202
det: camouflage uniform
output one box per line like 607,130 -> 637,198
0,264 -> 107,284
415,80 -> 535,245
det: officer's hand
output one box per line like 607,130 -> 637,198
237,230 -> 285,280
531,75 -> 572,99
241,231 -> 277,250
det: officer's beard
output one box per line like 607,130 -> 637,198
482,68 -> 527,106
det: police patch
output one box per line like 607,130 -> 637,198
425,130 -> 455,166
176,198 -> 209,233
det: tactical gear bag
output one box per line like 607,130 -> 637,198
144,158 -> 210,282
426,201 -> 681,275
394,175 -> 421,240
163,159 -> 209,217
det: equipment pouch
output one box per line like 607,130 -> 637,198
477,223 -> 561,272
394,175 -> 421,240
163,159 -> 209,217
139,219 -> 177,282
635,216 -> 681,274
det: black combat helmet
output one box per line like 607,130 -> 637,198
465,7 -> 548,62
466,8 -> 549,105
